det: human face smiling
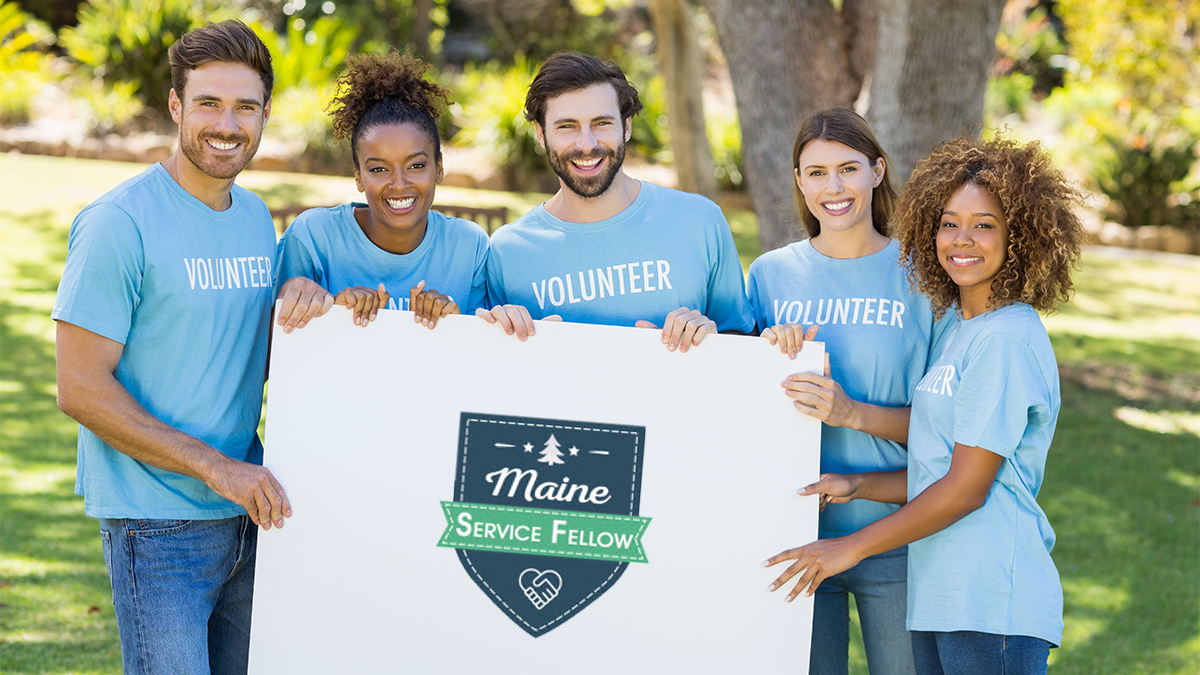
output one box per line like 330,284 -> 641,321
170,61 -> 269,181
537,83 -> 630,199
796,138 -> 884,236
353,121 -> 442,254
936,182 -> 1010,318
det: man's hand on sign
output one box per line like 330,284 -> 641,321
634,306 -> 716,353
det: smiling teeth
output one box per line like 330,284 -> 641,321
825,200 -> 852,210
952,256 -> 982,262
574,158 -> 601,168
386,197 -> 416,209
208,140 -> 238,150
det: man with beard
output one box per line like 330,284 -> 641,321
52,20 -> 289,674
481,52 -> 754,350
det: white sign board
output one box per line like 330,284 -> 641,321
250,309 -> 823,673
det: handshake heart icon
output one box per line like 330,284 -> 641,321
519,568 -> 564,610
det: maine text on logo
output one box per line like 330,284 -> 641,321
438,413 -> 650,637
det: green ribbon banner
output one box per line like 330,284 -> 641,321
438,501 -> 651,564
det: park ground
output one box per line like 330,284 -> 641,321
0,153 -> 1197,674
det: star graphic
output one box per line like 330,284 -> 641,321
523,443 -> 534,453
568,446 -> 580,456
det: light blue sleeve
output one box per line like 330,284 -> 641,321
484,240 -> 508,309
51,202 -> 144,345
273,215 -> 325,293
704,211 -> 755,334
952,333 -> 1052,457
745,259 -> 769,334
465,231 -> 490,313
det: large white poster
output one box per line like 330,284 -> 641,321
250,309 -> 823,673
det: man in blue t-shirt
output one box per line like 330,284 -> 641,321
479,52 -> 754,347
52,21 -> 287,675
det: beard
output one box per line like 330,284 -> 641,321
178,126 -> 260,181
546,138 -> 626,199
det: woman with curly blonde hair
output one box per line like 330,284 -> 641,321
275,50 -> 488,329
765,136 -> 1084,675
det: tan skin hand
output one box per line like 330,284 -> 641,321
333,283 -> 390,327
276,276 -> 335,333
409,280 -> 458,329
475,305 -> 562,341
634,307 -> 717,353
782,353 -> 912,444
761,323 -> 819,359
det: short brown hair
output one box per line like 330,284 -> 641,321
169,20 -> 273,103
895,136 -> 1085,318
524,51 -> 642,129
793,108 -> 897,238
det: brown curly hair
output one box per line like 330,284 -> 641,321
327,50 -> 451,168
895,136 -> 1084,319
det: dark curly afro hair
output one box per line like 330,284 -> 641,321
327,50 -> 451,168
895,136 -> 1085,319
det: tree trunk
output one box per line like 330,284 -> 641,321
413,0 -> 434,60
868,0 -> 1007,183
649,0 -> 719,200
705,0 -> 1004,254
703,0 -> 861,253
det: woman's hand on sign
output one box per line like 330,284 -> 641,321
798,473 -> 860,512
409,280 -> 459,329
635,307 -> 717,353
761,323 -> 818,359
334,283 -> 389,327
782,353 -> 858,427
764,536 -> 864,602
276,276 -> 334,333
475,304 -> 561,341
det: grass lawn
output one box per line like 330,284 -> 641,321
1,153 -> 1197,673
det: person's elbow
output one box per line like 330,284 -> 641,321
55,370 -> 88,422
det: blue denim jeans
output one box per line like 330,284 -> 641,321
910,630 -> 1053,675
100,516 -> 257,675
810,545 -> 915,675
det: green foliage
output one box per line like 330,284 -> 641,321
1046,0 -> 1200,228
985,71 -> 1036,123
0,1 -> 57,125
992,1 -> 1067,97
59,0 -> 236,116
628,74 -> 670,163
73,78 -> 146,135
264,0 -> 450,57
254,16 -> 363,92
706,106 -> 744,190
451,55 -> 544,190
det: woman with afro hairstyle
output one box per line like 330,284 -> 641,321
275,51 -> 488,329
748,108 -> 951,675
764,136 -> 1085,675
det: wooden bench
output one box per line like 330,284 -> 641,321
270,204 -> 509,235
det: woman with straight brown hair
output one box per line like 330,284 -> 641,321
748,108 -> 951,675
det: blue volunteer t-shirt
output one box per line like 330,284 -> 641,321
906,302 -> 1063,645
275,204 -> 489,313
486,182 -> 755,331
52,163 -> 276,519
747,239 -> 951,538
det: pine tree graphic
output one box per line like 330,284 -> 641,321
537,434 -> 566,466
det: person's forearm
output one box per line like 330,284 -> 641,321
846,469 -> 909,505
844,457 -> 994,559
846,402 -> 910,444
58,370 -> 232,483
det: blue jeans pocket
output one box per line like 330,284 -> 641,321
100,529 -> 114,598
129,519 -> 194,537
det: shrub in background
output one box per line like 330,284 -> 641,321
1,1 -> 57,125
451,55 -> 543,190
705,105 -> 743,191
73,77 -> 146,135
59,0 -> 235,117
1046,0 -> 1199,229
